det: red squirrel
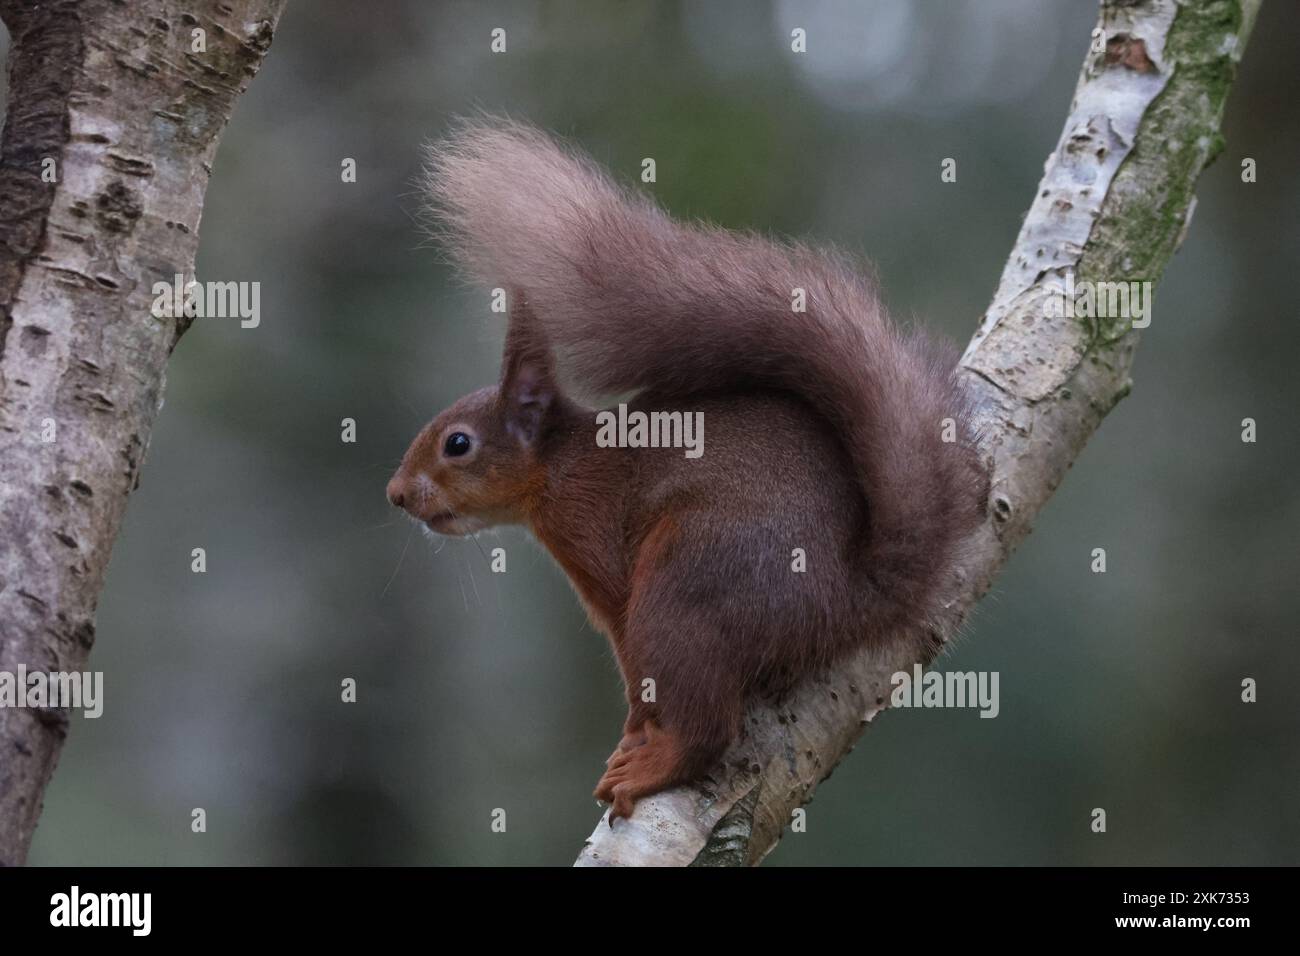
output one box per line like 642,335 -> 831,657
387,118 -> 987,822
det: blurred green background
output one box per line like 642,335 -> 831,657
7,0 -> 1297,865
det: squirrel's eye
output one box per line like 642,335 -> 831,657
443,432 -> 472,457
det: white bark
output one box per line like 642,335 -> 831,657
0,0 -> 288,865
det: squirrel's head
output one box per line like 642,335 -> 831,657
386,326 -> 556,537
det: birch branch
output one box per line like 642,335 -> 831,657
575,0 -> 1261,867
0,0 -> 288,865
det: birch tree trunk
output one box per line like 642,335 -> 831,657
0,0 -> 287,865
577,0 -> 1262,867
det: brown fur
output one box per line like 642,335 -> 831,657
388,118 -> 988,821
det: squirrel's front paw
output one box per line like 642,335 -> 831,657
593,720 -> 686,824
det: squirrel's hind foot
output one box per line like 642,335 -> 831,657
594,720 -> 688,823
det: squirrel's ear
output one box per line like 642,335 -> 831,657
500,295 -> 555,447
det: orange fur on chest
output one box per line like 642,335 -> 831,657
529,501 -> 685,643
529,514 -> 626,638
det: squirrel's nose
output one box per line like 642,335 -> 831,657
386,476 -> 406,509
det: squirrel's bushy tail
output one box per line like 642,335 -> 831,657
423,117 -> 986,637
